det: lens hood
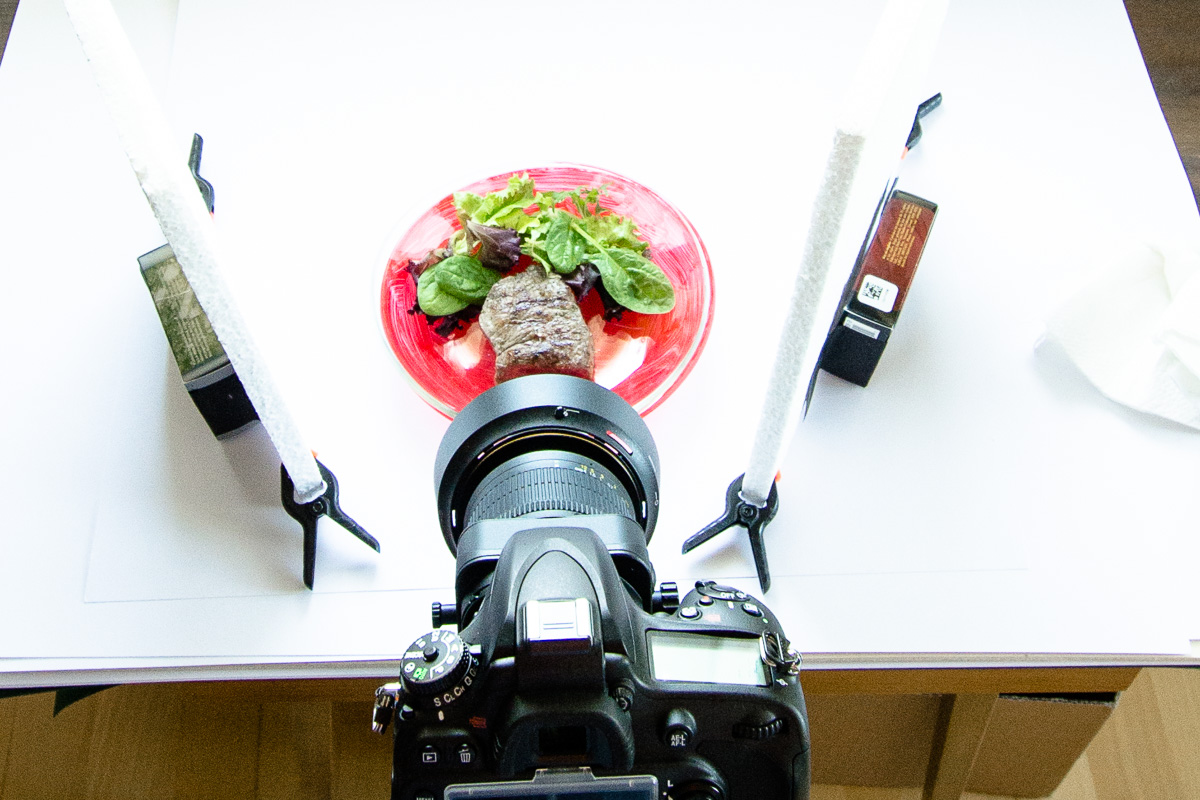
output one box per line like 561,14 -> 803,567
434,375 -> 661,555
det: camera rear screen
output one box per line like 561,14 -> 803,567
647,631 -> 770,686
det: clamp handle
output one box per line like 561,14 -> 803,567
905,92 -> 943,150
682,474 -> 779,593
187,133 -> 215,213
281,459 -> 380,589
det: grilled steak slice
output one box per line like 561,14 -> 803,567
479,268 -> 595,383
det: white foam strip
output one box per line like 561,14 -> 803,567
741,0 -> 950,506
742,130 -> 865,505
62,0 -> 326,503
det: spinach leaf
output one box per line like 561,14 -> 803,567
431,254 -> 500,301
403,246 -> 451,280
565,216 -> 674,314
417,269 -> 471,317
417,177 -> 675,319
591,246 -> 675,314
415,254 -> 499,316
544,211 -> 589,273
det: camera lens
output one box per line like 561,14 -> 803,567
434,375 -> 661,554
464,449 -> 638,528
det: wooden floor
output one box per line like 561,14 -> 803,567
0,0 -> 16,67
812,669 -> 1200,800
1126,0 -> 1200,206
2,1 -> 1199,799
0,668 -> 1198,799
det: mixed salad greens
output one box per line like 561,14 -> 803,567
405,173 -> 675,334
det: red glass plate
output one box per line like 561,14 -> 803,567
379,164 -> 713,417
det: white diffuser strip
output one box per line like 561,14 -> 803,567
741,0 -> 951,506
62,0 -> 326,502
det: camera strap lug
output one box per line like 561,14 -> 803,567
372,682 -> 406,734
761,631 -> 802,677
681,474 -> 779,592
281,458 -> 380,589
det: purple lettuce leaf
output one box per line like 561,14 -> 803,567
465,221 -> 521,272
595,273 -> 628,321
404,247 -> 452,280
562,262 -> 601,301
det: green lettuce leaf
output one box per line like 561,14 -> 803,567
435,177 -> 673,315
453,173 -> 538,231
580,212 -> 648,253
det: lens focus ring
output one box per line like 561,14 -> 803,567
464,451 -> 637,527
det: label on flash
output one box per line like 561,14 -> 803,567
847,192 -> 937,327
857,274 -> 899,313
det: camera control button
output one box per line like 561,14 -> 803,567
663,708 -> 697,749
697,596 -> 713,606
679,606 -> 700,619
733,716 -> 785,740
400,630 -> 475,708
455,742 -> 477,766
419,744 -> 440,766
696,581 -> 741,601
666,729 -> 691,749
741,602 -> 763,617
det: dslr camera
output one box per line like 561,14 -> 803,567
373,375 -> 810,800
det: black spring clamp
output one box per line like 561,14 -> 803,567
681,474 -> 779,593
281,459 -> 380,589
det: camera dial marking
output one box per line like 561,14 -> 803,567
400,630 -> 477,709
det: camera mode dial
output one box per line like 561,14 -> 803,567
399,630 -> 476,709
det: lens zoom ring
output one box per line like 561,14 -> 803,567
466,459 -> 635,526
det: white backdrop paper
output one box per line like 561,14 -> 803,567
86,0 -> 1197,609
1,0 -> 1196,672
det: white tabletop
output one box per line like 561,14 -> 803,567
1,0 -> 1198,688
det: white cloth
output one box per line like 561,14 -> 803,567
1045,239 -> 1200,430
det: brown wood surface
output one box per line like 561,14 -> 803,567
811,669 -> 1200,800
1126,0 -> 1200,205
923,694 -> 999,800
0,0 -> 15,66
2,669 -> 1199,798
798,667 -> 1139,697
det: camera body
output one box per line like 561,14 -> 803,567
381,376 -> 809,800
